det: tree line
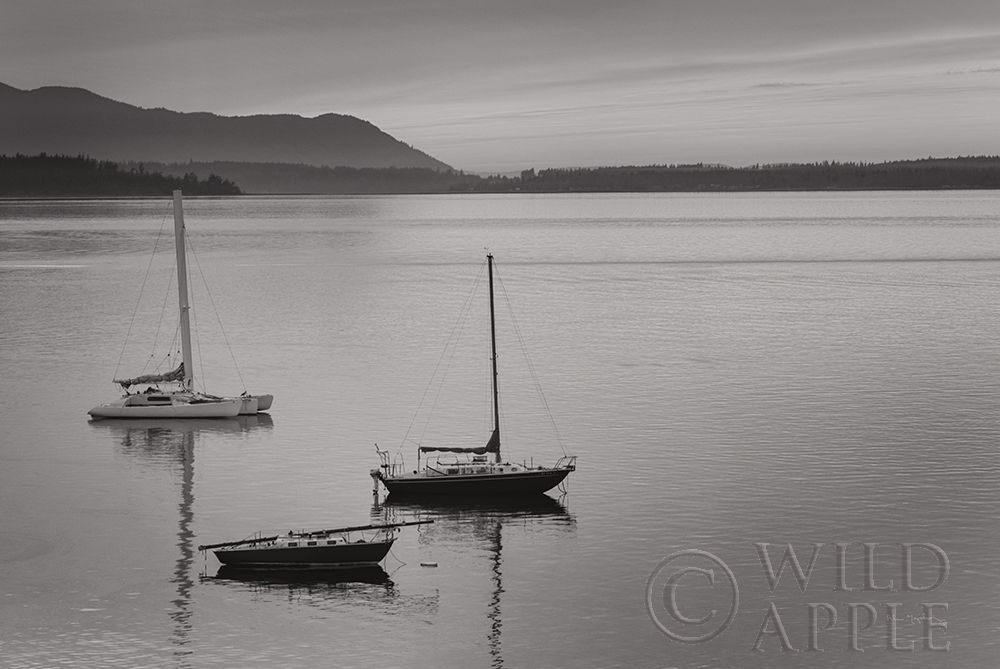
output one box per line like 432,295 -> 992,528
463,157 -> 1000,192
135,160 -> 483,195
0,153 -> 241,196
3,153 -> 999,195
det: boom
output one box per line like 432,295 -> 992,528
197,519 -> 433,551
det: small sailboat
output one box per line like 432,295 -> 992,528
88,191 -> 272,419
198,520 -> 432,568
371,253 -> 576,497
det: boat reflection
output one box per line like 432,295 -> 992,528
377,491 -> 572,517
375,493 -> 575,542
211,565 -> 390,587
204,563 -> 441,617
90,413 -> 273,445
91,414 -> 273,469
373,494 -> 575,668
88,415 -> 271,663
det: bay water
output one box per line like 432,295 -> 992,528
2,192 -> 999,668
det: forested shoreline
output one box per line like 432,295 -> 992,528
0,154 -> 241,196
3,153 -> 999,196
471,157 -> 1000,192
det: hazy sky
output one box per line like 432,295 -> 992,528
3,0 -> 999,172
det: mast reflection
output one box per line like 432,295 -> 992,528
89,416 -> 274,664
173,428 -> 194,665
374,494 -> 575,668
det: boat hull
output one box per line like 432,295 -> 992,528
214,539 -> 395,568
236,394 -> 273,415
379,467 -> 572,497
88,399 -> 241,419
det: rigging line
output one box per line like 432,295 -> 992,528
483,343 -> 492,435
140,325 -> 179,379
415,264 -> 485,450
186,239 -> 207,392
497,384 -> 508,456
487,324 -> 504,445
112,202 -> 172,382
492,262 -> 567,456
417,314 -> 466,446
190,285 -> 205,392
142,262 -> 177,376
401,262 -> 487,454
164,323 -> 180,373
187,230 -> 248,392
149,327 -> 179,376
182,235 -> 207,393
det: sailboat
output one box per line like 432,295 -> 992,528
371,253 -> 576,496
88,191 -> 272,419
198,520 -> 432,568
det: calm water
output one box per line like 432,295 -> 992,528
2,192 -> 1000,668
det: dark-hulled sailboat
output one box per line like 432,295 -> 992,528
371,254 -> 576,497
198,520 -> 431,569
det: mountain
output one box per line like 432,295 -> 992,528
0,82 -> 451,171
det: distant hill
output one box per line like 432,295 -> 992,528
0,82 -> 451,171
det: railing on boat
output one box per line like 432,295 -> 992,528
555,455 -> 577,470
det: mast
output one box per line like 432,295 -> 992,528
487,253 -> 500,463
173,190 -> 194,391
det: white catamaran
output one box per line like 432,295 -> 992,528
88,191 -> 272,419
